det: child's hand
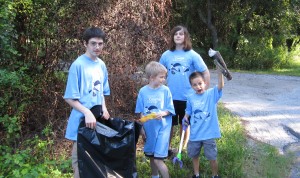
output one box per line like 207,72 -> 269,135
84,110 -> 97,129
182,117 -> 189,131
155,112 -> 164,120
155,111 -> 169,120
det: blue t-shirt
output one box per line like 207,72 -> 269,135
186,86 -> 222,141
64,54 -> 110,141
135,85 -> 175,157
159,49 -> 208,101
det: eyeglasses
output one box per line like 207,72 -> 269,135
89,41 -> 104,48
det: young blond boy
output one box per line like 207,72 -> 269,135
135,61 -> 175,178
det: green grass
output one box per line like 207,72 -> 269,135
243,140 -> 294,178
136,104 -> 294,178
272,55 -> 300,76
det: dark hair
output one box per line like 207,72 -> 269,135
189,71 -> 204,84
82,27 -> 106,43
169,25 -> 192,51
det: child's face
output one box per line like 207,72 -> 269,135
84,37 -> 104,58
151,72 -> 166,87
190,76 -> 206,94
173,29 -> 185,45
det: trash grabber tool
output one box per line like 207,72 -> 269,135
208,48 -> 233,81
172,129 -> 185,168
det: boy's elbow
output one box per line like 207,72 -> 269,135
65,98 -> 77,105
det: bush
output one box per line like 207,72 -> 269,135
0,129 -> 72,178
233,36 -> 290,70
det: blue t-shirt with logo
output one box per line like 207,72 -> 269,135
135,85 -> 175,157
64,54 -> 110,141
159,49 -> 208,101
186,86 -> 222,141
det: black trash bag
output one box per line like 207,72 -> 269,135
77,105 -> 141,178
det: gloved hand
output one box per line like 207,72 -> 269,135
182,117 -> 189,131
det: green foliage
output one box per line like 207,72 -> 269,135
0,115 -> 21,141
234,36 -> 290,69
0,68 -> 33,142
0,133 -> 72,178
171,0 -> 300,70
0,0 -> 19,63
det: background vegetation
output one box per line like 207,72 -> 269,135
0,0 -> 299,177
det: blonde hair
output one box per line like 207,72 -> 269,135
145,61 -> 167,79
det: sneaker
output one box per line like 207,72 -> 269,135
212,175 -> 221,178
192,174 -> 200,178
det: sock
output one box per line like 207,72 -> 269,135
152,175 -> 159,178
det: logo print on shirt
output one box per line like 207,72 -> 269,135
89,80 -> 101,97
170,63 -> 190,75
145,105 -> 159,114
193,109 -> 210,123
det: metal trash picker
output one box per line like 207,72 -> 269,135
208,48 -> 233,81
172,117 -> 189,168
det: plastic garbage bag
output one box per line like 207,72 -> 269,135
77,105 -> 141,178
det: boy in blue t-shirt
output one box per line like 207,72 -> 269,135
183,68 -> 224,178
135,61 -> 175,178
63,27 -> 110,178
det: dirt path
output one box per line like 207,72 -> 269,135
210,70 -> 300,177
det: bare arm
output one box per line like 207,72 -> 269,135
156,110 -> 170,119
183,113 -> 190,120
138,113 -> 146,141
65,98 -> 96,129
101,96 -> 110,120
202,69 -> 210,89
217,67 -> 224,90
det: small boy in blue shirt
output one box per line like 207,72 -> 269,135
183,68 -> 224,178
135,61 -> 175,178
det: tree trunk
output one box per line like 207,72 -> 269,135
197,0 -> 218,49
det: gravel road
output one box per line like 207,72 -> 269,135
210,70 -> 300,177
